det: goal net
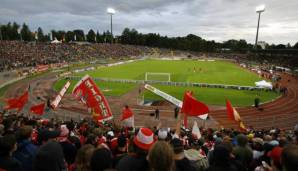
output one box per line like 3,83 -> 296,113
145,72 -> 171,82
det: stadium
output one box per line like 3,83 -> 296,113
1,1 -> 298,171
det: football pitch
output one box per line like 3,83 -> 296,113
76,59 -> 262,86
54,59 -> 280,106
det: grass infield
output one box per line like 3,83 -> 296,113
76,59 -> 262,86
54,59 -> 279,106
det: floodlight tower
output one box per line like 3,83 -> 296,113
107,8 -> 115,43
255,5 -> 265,49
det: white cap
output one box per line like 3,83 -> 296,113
107,131 -> 114,137
158,129 -> 168,140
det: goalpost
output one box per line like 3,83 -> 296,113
145,72 -> 171,82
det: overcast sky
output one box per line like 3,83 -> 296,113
1,0 -> 298,45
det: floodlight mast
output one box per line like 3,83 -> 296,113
107,8 -> 115,43
255,5 -> 265,50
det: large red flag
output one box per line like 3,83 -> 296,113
181,91 -> 209,128
72,75 -> 113,122
5,91 -> 29,112
181,91 -> 209,116
226,99 -> 246,131
30,103 -> 45,115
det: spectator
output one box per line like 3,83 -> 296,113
90,148 -> 113,171
184,147 -> 209,171
13,125 -> 38,171
252,137 -> 264,160
112,134 -> 128,167
58,125 -> 77,165
33,140 -> 66,171
0,134 -> 22,171
233,134 -> 253,169
74,144 -> 95,171
0,124 -> 4,137
268,146 -> 283,171
170,138 -> 196,171
281,144 -> 298,171
117,127 -> 155,171
148,141 -> 175,171
207,144 -> 238,171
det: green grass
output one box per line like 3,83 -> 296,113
144,85 -> 279,107
53,59 -> 279,106
53,79 -> 137,96
77,59 -> 262,86
146,73 -> 171,81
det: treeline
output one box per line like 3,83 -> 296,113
1,22 -> 298,53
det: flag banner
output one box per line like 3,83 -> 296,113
72,75 -> 113,122
226,99 -> 246,130
226,99 -> 241,121
51,81 -> 71,109
145,84 -> 182,107
5,98 -> 20,110
239,121 -> 246,131
145,84 -> 208,120
30,103 -> 45,115
5,91 -> 29,112
121,106 -> 134,127
181,91 -> 209,116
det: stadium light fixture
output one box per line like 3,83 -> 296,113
107,8 -> 115,43
107,8 -> 115,15
255,5 -> 265,50
256,5 -> 265,13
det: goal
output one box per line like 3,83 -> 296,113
145,72 -> 171,82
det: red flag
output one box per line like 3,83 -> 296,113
5,91 -> 29,112
72,75 -> 113,122
17,91 -> 29,112
121,106 -> 133,121
5,98 -> 20,110
181,91 -> 209,116
30,103 -> 45,115
226,99 -> 236,121
226,99 -> 246,131
120,106 -> 134,127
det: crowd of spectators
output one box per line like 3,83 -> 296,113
0,112 -> 297,171
1,40 -> 296,73
0,41 -> 152,71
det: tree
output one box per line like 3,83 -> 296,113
20,23 -> 33,41
37,27 -> 46,42
103,30 -> 112,43
86,29 -> 96,43
275,44 -> 286,49
0,22 -> 20,40
73,30 -> 85,41
293,42 -> 298,49
65,31 -> 75,42
51,30 -> 65,41
286,43 -> 291,49
121,28 -> 130,44
11,22 -> 20,40
96,31 -> 104,43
